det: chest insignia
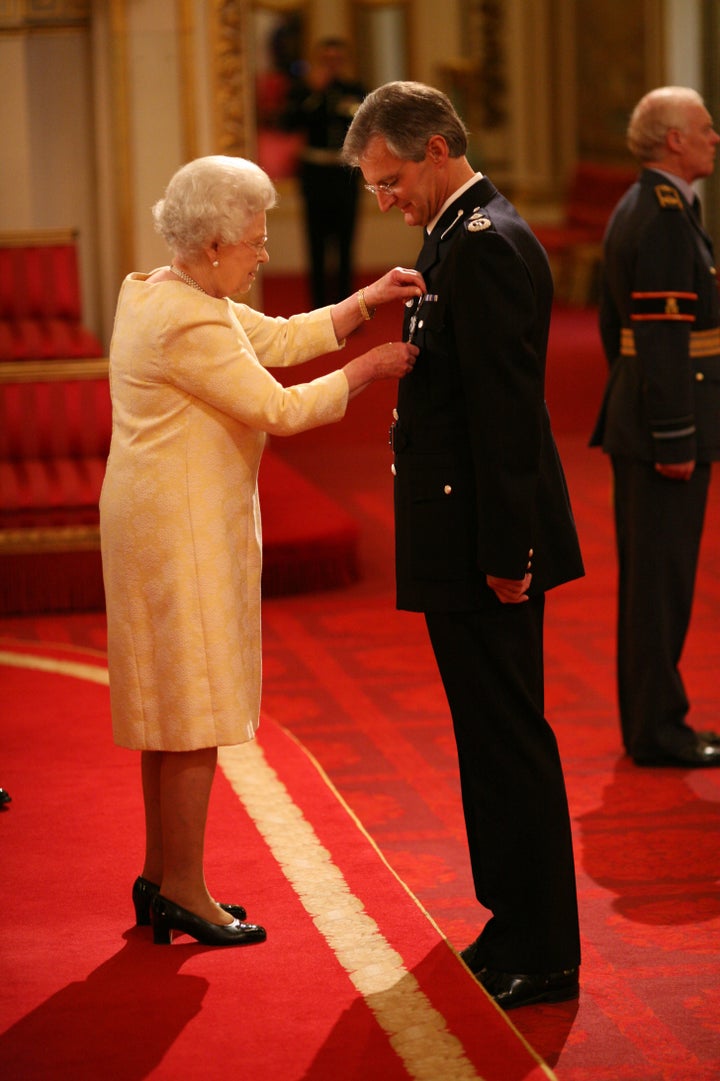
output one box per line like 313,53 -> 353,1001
466,207 -> 492,232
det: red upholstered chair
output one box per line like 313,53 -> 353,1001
0,230 -> 103,360
0,358 -> 111,614
531,162 -> 637,305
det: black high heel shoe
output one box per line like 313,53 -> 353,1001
132,875 -> 246,926
150,893 -> 267,946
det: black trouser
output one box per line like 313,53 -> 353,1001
611,455 -> 711,759
425,595 -> 580,972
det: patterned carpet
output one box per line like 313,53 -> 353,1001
258,426 -> 720,1079
2,291 -> 720,1078
258,283 -> 720,1078
0,643 -> 550,1081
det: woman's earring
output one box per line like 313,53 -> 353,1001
212,260 -> 219,268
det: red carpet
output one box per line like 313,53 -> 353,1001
0,643 -> 547,1080
2,287 -> 720,1079
257,276 -> 720,1079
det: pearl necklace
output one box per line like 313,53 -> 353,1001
169,264 -> 208,294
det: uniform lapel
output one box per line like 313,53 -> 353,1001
416,232 -> 440,275
415,176 -> 497,277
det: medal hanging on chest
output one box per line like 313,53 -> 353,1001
406,293 -> 439,344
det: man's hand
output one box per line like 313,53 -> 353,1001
487,573 -> 532,604
654,460 -> 695,481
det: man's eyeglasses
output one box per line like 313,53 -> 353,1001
242,236 -> 268,255
364,179 -> 400,197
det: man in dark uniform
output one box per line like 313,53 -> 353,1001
343,82 -> 584,1009
591,86 -> 720,768
283,38 -> 365,306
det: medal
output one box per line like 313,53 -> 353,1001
406,293 -> 439,343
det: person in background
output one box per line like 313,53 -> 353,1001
343,82 -> 584,1009
99,154 -> 422,947
283,37 -> 366,306
591,86 -> 720,768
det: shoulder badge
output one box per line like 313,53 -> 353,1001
465,207 -> 492,233
654,184 -> 683,210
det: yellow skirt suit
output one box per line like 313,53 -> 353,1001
100,274 -> 348,751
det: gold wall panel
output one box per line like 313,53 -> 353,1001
0,1 -> 90,28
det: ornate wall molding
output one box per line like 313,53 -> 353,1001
211,0 -> 253,156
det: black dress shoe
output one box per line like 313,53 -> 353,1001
0,788 -> 11,809
132,876 -> 246,926
634,740 -> 720,768
459,937 -> 487,972
476,966 -> 579,1010
150,893 -> 267,946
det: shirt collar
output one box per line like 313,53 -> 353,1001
426,172 -> 484,237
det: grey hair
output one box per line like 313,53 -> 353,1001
342,81 -> 468,165
627,86 -> 705,162
152,155 -> 277,258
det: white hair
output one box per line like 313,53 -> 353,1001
152,155 -> 277,257
627,86 -> 705,162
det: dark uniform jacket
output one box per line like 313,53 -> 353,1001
392,176 -> 584,612
283,77 -> 366,156
591,168 -> 720,463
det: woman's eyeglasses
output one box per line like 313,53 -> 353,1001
242,236 -> 268,255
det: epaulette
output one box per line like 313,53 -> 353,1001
654,184 -> 684,210
464,207 -> 493,233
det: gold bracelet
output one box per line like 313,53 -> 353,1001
357,288 -> 375,321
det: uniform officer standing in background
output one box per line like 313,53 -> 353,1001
283,38 -> 365,307
591,86 -> 720,768
343,81 -> 584,1010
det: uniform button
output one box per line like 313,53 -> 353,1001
696,371 -> 705,381
392,408 -> 399,421
391,463 -> 397,476
444,484 -> 452,495
710,266 -> 717,275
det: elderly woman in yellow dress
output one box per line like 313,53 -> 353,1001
100,154 -> 423,947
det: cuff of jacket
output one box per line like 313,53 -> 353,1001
651,421 -> 697,463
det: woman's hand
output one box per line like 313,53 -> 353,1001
331,268 -> 426,342
369,340 -> 419,379
363,267 -> 427,310
343,341 -> 419,398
